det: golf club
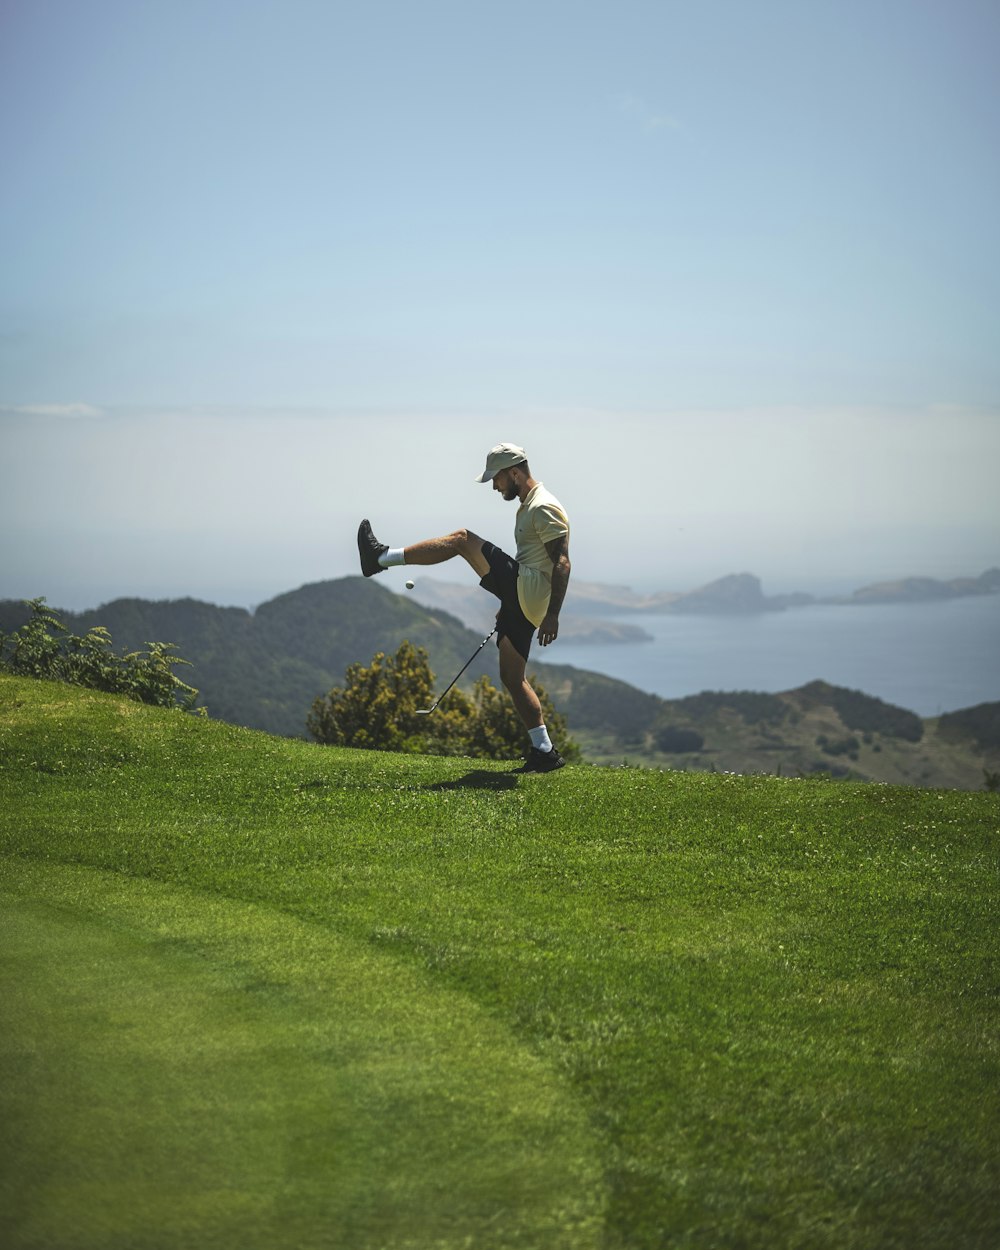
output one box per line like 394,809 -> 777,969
416,627 -> 497,714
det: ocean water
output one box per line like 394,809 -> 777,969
552,595 -> 1000,716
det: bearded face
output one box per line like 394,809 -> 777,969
494,468 -> 521,502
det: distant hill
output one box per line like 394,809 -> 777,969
583,566 -> 1000,613
2,581 -> 996,788
567,573 -> 807,616
849,567 -> 1000,604
409,572 -> 808,625
0,580 -> 501,738
666,572 -> 773,615
541,672 -> 999,790
0,581 -> 666,743
936,702 -> 1000,751
405,577 -> 654,642
410,567 -> 1000,625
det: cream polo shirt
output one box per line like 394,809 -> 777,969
513,482 -> 570,627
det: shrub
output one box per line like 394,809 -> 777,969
0,599 -> 200,711
817,733 -> 861,759
462,673 -> 579,762
306,641 -> 441,753
308,641 -> 579,761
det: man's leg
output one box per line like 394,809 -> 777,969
498,635 -> 543,730
359,520 -> 490,579
403,529 -> 490,578
499,636 -> 565,772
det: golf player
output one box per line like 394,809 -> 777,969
357,443 -> 571,772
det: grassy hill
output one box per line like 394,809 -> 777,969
552,676 -> 1000,790
2,584 -> 997,787
0,580 -> 503,738
2,675 -> 998,1249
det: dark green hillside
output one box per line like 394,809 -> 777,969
3,587 -> 998,787
937,701 -> 1000,750
0,584 -> 660,745
675,689 -> 789,725
528,662 -> 664,740
791,680 -> 924,742
562,679 -> 1000,790
0,580 -> 500,738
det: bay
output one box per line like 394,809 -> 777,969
552,595 -> 1000,717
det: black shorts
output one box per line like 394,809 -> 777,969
479,541 -> 535,661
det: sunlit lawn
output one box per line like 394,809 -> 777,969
2,676 -> 998,1249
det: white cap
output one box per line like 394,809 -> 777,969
476,442 -> 527,482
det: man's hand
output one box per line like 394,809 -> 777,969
537,613 -> 560,647
541,533 -> 570,647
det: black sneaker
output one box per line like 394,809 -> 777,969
518,746 -> 566,774
358,519 -> 388,577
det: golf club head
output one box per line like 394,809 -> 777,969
415,708 -> 434,715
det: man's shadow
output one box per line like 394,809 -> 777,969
426,770 -> 520,792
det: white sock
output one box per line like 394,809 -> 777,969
529,724 -> 553,753
378,548 -> 406,568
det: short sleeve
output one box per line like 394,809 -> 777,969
533,503 -> 569,544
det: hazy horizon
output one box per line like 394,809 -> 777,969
9,562 -> 1000,617
3,3 -> 998,612
3,402 -> 999,613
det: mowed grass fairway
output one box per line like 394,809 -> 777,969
1,676 -> 998,1250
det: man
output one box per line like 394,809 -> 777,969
357,442 -> 571,772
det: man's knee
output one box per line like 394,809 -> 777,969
499,663 -> 521,695
498,639 -> 527,690
453,529 -> 488,575
451,527 -> 482,552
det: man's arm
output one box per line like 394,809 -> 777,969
537,534 -> 571,646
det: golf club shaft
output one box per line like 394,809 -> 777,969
420,627 -> 497,713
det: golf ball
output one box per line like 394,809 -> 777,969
405,580 -> 415,590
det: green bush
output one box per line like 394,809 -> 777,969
817,733 -> 861,759
307,640 -> 579,761
462,673 -> 579,762
306,641 -> 454,754
0,599 -> 200,711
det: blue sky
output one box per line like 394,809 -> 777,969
2,0 -> 998,607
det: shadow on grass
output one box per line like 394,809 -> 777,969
427,770 -> 520,792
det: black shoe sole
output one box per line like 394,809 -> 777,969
358,519 -> 387,577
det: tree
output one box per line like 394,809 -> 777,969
306,640 -> 441,753
307,641 -> 579,761
0,598 -> 200,711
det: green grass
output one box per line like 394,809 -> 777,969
1,675 -> 998,1249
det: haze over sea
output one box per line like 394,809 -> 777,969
551,595 -> 1000,718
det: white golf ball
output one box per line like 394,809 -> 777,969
405,580 -> 415,590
